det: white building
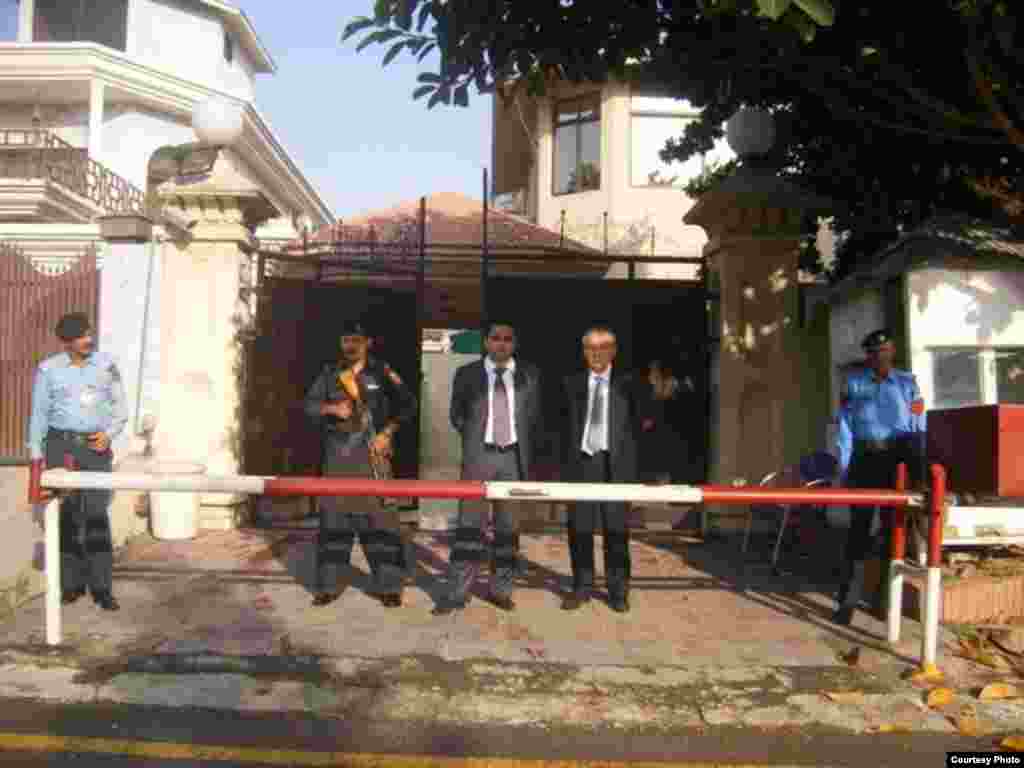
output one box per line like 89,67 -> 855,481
491,78 -> 733,278
0,0 -> 332,263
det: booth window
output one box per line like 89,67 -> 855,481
34,0 -> 128,51
931,347 -> 1024,408
0,0 -> 17,42
553,94 -> 601,196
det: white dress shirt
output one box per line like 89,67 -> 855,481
484,356 -> 517,445
581,367 -> 611,454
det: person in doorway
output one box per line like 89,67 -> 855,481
638,359 -> 693,484
561,325 -> 641,613
833,328 -> 926,626
303,319 -> 417,608
434,322 -> 543,615
28,312 -> 128,611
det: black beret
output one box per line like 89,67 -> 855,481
55,312 -> 92,341
861,329 -> 895,351
339,319 -> 370,337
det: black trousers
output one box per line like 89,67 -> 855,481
317,438 -> 403,595
45,431 -> 113,594
568,451 -> 631,594
449,446 -> 522,601
839,439 -> 920,606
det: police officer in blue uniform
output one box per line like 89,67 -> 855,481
303,320 -> 417,609
833,329 -> 926,626
28,312 -> 128,611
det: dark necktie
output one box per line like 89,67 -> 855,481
492,367 -> 511,447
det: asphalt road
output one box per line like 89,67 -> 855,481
0,697 -> 1008,767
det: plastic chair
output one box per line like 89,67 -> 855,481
771,452 -> 839,570
742,471 -> 782,555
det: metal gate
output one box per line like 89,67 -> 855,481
0,242 -> 100,460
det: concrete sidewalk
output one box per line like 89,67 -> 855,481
0,528 -> 1020,738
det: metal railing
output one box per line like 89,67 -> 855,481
28,461 -> 948,675
0,129 -> 145,215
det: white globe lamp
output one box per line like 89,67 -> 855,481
726,107 -> 775,158
192,97 -> 245,147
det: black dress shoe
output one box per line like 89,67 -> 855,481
432,596 -> 469,616
380,593 -> 403,608
312,591 -> 342,607
91,591 -> 120,611
488,593 -> 516,612
609,593 -> 630,613
832,606 -> 855,626
561,591 -> 591,611
61,588 -> 85,605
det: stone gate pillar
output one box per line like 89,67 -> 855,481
152,154 -> 277,529
685,164 -> 830,536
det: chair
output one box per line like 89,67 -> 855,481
771,452 -> 839,571
742,471 -> 783,556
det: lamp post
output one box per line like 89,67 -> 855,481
725,107 -> 776,159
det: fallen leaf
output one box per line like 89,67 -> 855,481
1002,736 -> 1024,752
906,664 -> 946,684
824,691 -> 864,704
979,682 -> 1022,701
954,714 -> 985,736
838,646 -> 862,666
874,723 -> 911,733
926,688 -> 955,708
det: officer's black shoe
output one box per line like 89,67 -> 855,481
431,596 -> 469,616
488,592 -> 516,612
380,593 -> 402,608
609,593 -> 630,613
91,591 -> 120,611
61,588 -> 86,605
561,590 -> 591,611
832,606 -> 855,627
312,591 -> 342,607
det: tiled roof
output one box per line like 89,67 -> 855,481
289,192 -> 600,254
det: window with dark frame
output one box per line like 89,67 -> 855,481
33,0 -> 128,51
0,0 -> 18,42
224,29 -> 234,63
553,93 -> 601,196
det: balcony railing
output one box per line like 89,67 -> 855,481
0,129 -> 145,216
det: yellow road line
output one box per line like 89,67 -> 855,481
0,731 -> 793,767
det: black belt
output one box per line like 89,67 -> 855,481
47,428 -> 95,444
854,437 -> 911,454
484,443 -> 518,454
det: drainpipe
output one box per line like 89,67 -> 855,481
134,236 -> 156,442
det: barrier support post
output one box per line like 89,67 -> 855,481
887,463 -> 908,645
920,464 -> 947,678
44,497 -> 62,647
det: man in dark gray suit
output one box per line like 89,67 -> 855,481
562,325 -> 640,613
434,322 -> 542,615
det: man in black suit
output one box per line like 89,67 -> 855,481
435,322 -> 542,614
562,325 -> 640,613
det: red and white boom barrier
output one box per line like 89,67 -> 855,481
28,462 -> 946,673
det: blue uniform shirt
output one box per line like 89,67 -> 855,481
27,351 -> 129,459
834,367 -> 926,484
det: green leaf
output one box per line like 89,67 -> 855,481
413,84 -> 435,100
427,87 -> 447,109
382,40 -> 407,65
453,83 -> 469,107
417,71 -> 443,83
756,0 -> 793,21
341,17 -> 377,42
417,4 -> 432,32
395,0 -> 414,31
782,6 -> 817,42
416,42 -> 436,61
792,0 -> 835,26
355,28 -> 405,53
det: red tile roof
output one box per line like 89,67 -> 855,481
288,192 -> 599,254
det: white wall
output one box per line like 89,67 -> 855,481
101,105 -> 195,190
907,267 -> 1024,408
130,0 -> 255,100
533,81 -> 730,279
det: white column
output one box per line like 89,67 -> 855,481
88,80 -> 105,164
97,216 -> 158,462
43,498 -> 61,646
17,0 -> 34,42
887,559 -> 904,644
